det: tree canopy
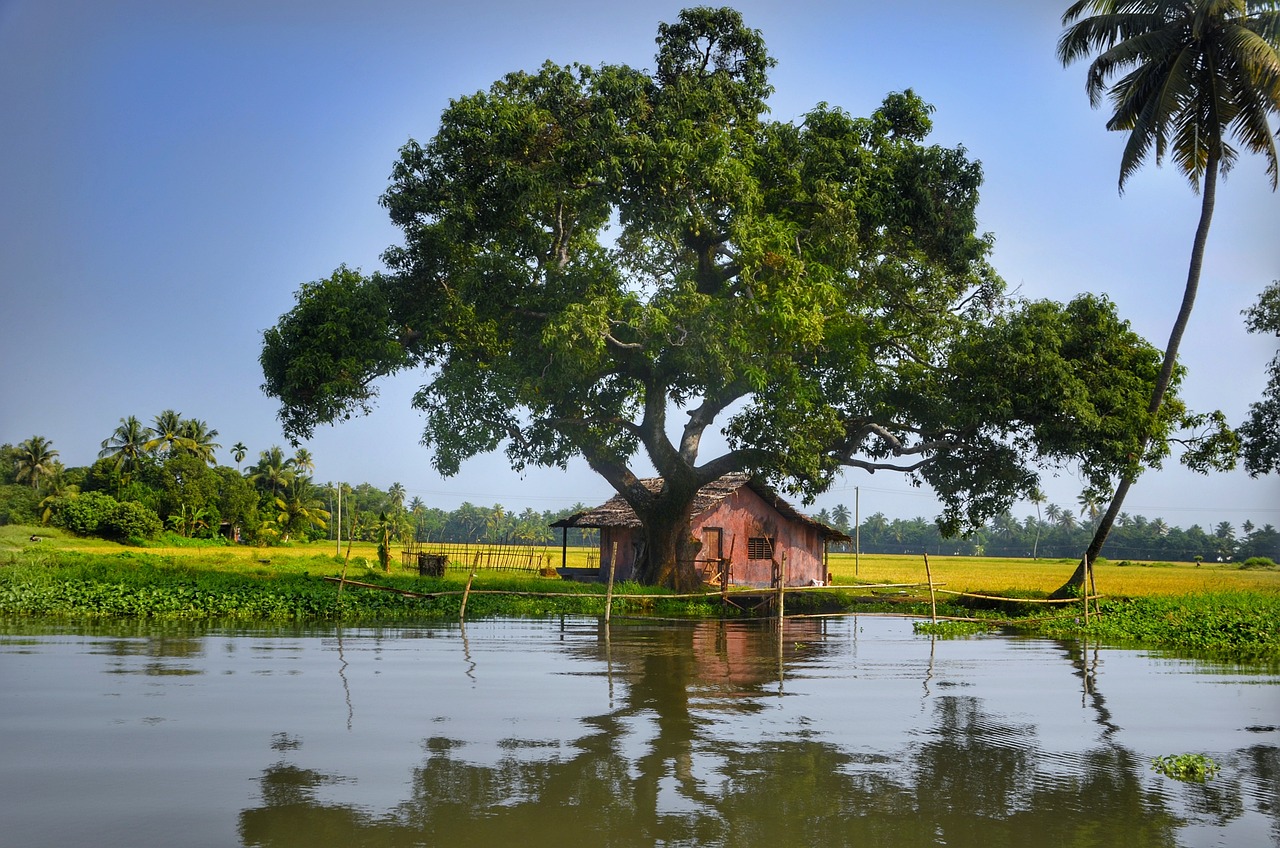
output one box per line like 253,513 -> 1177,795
1241,280 -> 1280,474
262,7 -> 1180,588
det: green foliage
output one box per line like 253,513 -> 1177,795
913,619 -> 998,637
1059,0 -> 1280,192
262,8 -> 1178,588
1151,754 -> 1220,783
102,499 -> 162,543
46,492 -> 162,543
1030,592 -> 1280,657
1241,280 -> 1280,475
0,484 -> 40,525
1241,556 -> 1277,570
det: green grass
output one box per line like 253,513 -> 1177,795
3,526 -> 1277,656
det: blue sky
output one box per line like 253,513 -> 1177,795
1,0 -> 1277,531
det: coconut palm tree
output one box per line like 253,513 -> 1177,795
831,503 -> 852,533
292,447 -> 315,477
387,482 -> 406,514
14,435 -> 59,491
1028,488 -> 1046,559
99,416 -> 150,480
144,410 -> 196,457
177,418 -> 221,465
248,446 -> 295,496
1057,0 -> 1280,590
272,477 -> 330,542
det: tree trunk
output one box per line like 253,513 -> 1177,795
1053,157 -> 1218,596
631,488 -> 702,592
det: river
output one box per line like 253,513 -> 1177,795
2,615 -> 1276,847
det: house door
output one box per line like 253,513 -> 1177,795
700,527 -> 725,585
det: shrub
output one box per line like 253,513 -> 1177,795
0,484 -> 39,525
49,492 -> 120,536
1241,556 -> 1277,570
104,500 -> 162,543
47,492 -> 161,543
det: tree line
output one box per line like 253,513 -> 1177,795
3,415 -> 1273,561
816,506 -> 1278,563
0,413 -> 598,548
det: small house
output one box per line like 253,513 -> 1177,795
551,473 -> 849,587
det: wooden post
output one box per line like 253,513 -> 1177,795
604,542 -> 618,625
775,552 -> 786,641
459,565 -> 477,621
1082,555 -> 1090,627
923,552 -> 937,623
854,485 -> 860,577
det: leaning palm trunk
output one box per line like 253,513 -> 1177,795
1054,156 -> 1218,595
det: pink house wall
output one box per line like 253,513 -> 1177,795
598,487 -> 827,587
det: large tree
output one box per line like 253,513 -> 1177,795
1057,0 -> 1280,590
263,7 -> 1178,589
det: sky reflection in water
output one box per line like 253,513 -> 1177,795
1,616 -> 1277,848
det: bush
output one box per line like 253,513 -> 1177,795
0,484 -> 39,525
104,500 -> 162,543
50,492 -> 120,536
47,492 -> 161,543
1241,556 -> 1277,570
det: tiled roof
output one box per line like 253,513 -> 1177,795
550,472 -> 848,540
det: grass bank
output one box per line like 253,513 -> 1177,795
2,526 -> 1277,656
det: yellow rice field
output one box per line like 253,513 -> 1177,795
827,552 -> 1280,597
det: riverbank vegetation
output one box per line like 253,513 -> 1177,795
3,526 -> 1276,657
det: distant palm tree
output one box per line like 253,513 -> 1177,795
292,447 -> 315,477
408,496 -> 425,515
387,482 -> 406,514
1028,488 -> 1046,559
14,435 -> 59,491
231,442 -> 248,471
1058,0 -> 1280,589
99,416 -> 149,480
178,418 -> 221,465
272,483 -> 330,543
144,410 -> 196,457
831,503 -> 852,533
248,446 -> 296,496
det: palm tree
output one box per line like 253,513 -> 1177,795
831,503 -> 852,533
387,482 -> 407,515
144,410 -> 196,457
1028,488 -> 1046,559
292,447 -> 315,477
99,416 -> 149,480
1057,0 -> 1280,590
179,418 -> 221,465
231,442 -> 248,471
14,435 -> 59,491
272,484 -> 330,543
248,446 -> 295,496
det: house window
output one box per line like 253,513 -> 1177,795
747,536 -> 775,560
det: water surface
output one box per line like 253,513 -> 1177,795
2,616 -> 1276,847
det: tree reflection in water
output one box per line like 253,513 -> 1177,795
238,620 -> 1274,848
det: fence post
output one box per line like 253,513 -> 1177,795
923,552 -> 937,623
460,565 -> 477,621
604,542 -> 618,625
775,552 -> 786,641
